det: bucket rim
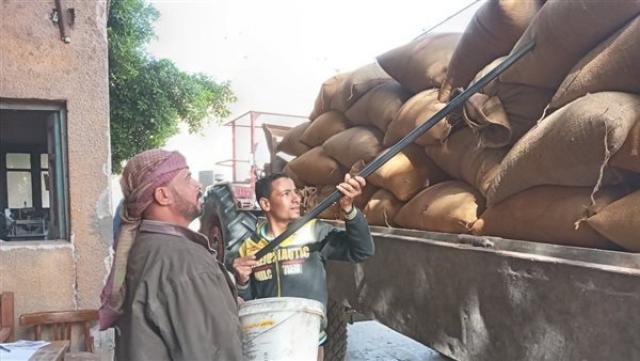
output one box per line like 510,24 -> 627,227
239,297 -> 325,318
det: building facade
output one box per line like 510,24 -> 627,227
0,0 -> 112,343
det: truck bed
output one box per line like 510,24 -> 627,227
326,223 -> 640,361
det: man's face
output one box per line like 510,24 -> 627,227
169,168 -> 203,221
261,177 -> 301,222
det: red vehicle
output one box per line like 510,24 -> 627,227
212,111 -> 306,211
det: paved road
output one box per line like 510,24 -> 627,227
346,321 -> 451,361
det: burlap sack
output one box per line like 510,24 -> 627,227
368,144 -> 447,201
440,0 -> 543,102
269,156 -> 288,175
310,166 -> 380,202
611,121 -> 640,173
377,33 -> 461,94
587,189 -> 640,252
330,63 -> 391,112
309,73 -> 347,120
472,186 -> 627,249
300,111 -> 349,147
486,92 -> 640,206
301,185 -> 342,220
301,181 -> 378,220
345,81 -> 412,133
394,181 -> 485,234
463,93 -> 510,146
347,161 -> 380,209
551,16 -> 640,109
284,164 -> 307,187
463,58 -> 554,147
323,126 -> 384,168
277,122 -> 311,156
466,81 -> 554,147
354,183 -> 379,210
384,89 -> 450,147
501,0 -> 640,89
287,147 -> 345,186
363,189 -> 404,227
426,128 -> 508,196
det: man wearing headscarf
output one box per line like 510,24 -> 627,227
99,149 -> 242,361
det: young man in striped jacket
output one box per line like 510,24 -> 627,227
232,172 -> 375,360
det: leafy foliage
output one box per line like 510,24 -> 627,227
108,0 -> 235,173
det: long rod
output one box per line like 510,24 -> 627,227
255,41 -> 535,260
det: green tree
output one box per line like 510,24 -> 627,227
108,0 -> 236,173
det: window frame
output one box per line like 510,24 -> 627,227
0,100 -> 70,241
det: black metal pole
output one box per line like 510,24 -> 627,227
255,40 -> 535,260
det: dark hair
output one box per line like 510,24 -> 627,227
255,173 -> 290,201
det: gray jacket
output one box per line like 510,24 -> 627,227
115,220 -> 243,361
236,209 -> 374,310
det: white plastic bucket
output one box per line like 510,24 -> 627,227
239,297 -> 325,361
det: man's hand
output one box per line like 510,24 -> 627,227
232,255 -> 258,285
336,173 -> 366,213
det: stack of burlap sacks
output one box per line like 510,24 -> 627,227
278,0 -> 640,252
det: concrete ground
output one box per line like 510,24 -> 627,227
346,320 -> 451,361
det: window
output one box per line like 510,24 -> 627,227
0,102 -> 69,241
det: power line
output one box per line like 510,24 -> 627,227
414,0 -> 482,40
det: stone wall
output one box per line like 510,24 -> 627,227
0,0 -> 112,344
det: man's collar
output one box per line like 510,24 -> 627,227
139,219 -> 215,253
257,218 -> 314,241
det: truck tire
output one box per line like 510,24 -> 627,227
199,199 -> 225,261
200,184 -> 257,268
325,298 -> 348,361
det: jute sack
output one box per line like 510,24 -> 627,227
377,33 -> 461,94
363,189 -> 404,227
269,155 -> 288,175
288,147 -> 345,186
463,58 -> 554,148
611,121 -> 640,173
330,63 -> 391,112
277,122 -> 311,156
465,83 -> 553,147
301,185 -> 342,220
309,73 -> 347,120
323,126 -> 384,168
486,92 -> 640,206
500,0 -> 640,89
587,189 -> 640,252
348,161 -> 381,209
384,89 -> 450,147
551,16 -> 640,109
301,182 -> 379,220
355,183 -> 380,210
440,0 -> 543,102
300,111 -> 349,147
394,181 -> 485,234
309,166 -> 381,208
345,81 -> 412,133
283,164 -> 307,187
471,186 -> 627,249
426,128 -> 508,196
368,144 -> 447,201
